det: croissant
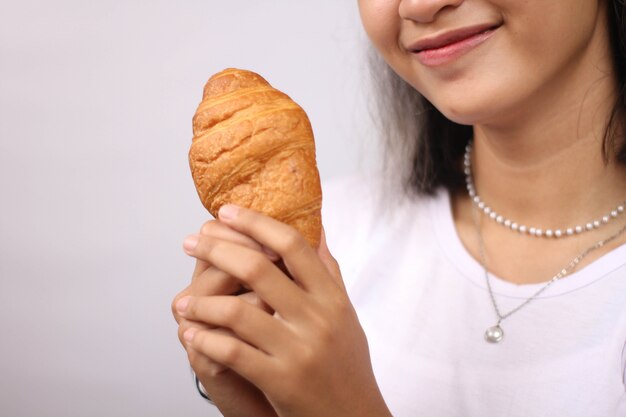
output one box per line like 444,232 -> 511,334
189,68 -> 322,247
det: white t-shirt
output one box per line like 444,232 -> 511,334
322,176 -> 626,417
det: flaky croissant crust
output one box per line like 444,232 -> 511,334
189,68 -> 322,247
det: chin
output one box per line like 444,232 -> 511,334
435,101 -> 494,126
421,75 -> 520,127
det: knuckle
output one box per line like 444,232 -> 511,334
238,291 -> 267,310
200,220 -> 218,236
306,304 -> 340,344
330,256 -> 341,271
205,360 -> 228,377
282,229 -> 306,254
219,298 -> 245,324
220,339 -> 243,366
239,254 -> 268,284
198,235 -> 215,254
330,294 -> 352,314
297,344 -> 317,370
314,316 -> 335,343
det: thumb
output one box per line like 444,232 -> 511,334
316,226 -> 345,291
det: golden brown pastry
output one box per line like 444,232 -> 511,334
189,68 -> 322,247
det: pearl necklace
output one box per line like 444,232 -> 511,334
464,141 -> 625,238
472,205 -> 626,343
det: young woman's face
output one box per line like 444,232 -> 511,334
358,0 -> 612,125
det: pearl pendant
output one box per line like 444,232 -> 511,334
485,325 -> 504,343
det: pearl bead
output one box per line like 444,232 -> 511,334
485,325 -> 504,343
462,141 -> 625,240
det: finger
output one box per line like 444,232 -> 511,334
188,220 -> 280,280
178,295 -> 290,355
177,318 -> 214,349
238,290 -> 274,315
217,205 -> 339,295
180,320 -> 230,375
172,267 -> 243,323
181,292 -> 274,374
199,220 -> 279,260
191,257 -> 211,281
184,327 -> 273,386
189,222 -> 219,280
316,226 -> 344,292
188,346 -> 228,377
194,266 -> 243,295
185,234 -> 307,319
190,350 -> 279,417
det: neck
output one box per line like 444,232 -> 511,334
470,61 -> 626,229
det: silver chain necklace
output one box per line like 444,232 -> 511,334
464,141 -> 626,238
470,194 -> 626,343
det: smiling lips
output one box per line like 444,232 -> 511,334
409,24 -> 500,67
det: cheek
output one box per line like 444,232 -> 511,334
505,0 -> 601,61
358,0 -> 401,52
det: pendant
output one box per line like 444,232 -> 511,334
485,324 -> 504,343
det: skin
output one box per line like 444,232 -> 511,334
359,0 -> 626,283
172,221 -> 281,417
173,1 -> 626,415
172,207 -> 391,417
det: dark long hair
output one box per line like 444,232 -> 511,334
369,0 -> 626,198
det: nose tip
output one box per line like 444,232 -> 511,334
399,0 -> 464,23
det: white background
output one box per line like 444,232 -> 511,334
0,1 -> 376,416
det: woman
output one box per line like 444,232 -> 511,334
172,1 -> 626,416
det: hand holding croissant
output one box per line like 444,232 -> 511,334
175,69 -> 391,417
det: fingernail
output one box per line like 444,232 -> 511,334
183,234 -> 199,254
176,296 -> 190,314
183,327 -> 197,343
218,204 -> 240,221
